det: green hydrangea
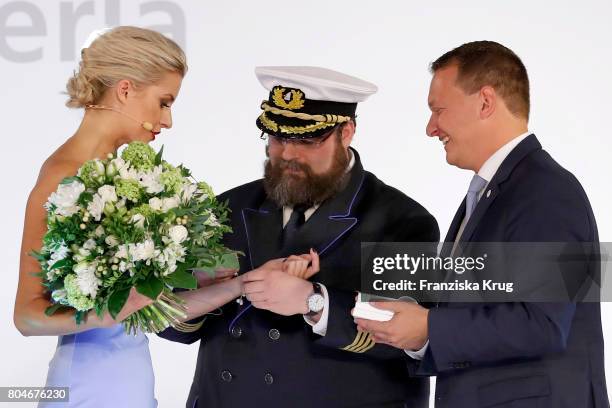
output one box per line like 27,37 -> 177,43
198,181 -> 215,199
159,163 -> 185,193
129,204 -> 154,219
78,159 -> 106,188
115,178 -> 142,202
64,274 -> 94,311
121,142 -> 156,171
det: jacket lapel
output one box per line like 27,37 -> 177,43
455,134 -> 542,244
241,199 -> 283,269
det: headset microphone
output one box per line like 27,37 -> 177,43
86,105 -> 154,132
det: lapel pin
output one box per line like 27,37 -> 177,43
486,190 -> 491,198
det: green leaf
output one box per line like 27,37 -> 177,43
45,303 -> 68,316
60,176 -> 82,185
136,275 -> 163,300
195,252 -> 240,274
108,288 -> 130,319
50,258 -> 70,270
30,250 -> 46,262
155,145 -> 164,165
164,268 -> 197,289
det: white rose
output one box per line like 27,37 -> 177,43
149,197 -> 163,211
131,239 -> 157,261
168,225 -> 188,244
161,196 -> 180,212
97,185 -> 118,203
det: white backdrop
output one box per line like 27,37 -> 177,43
1,1 -> 611,407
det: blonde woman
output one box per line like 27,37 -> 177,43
14,26 -> 319,407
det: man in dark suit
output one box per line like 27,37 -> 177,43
356,41 -> 609,407
159,66 -> 439,407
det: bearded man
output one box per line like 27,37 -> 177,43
159,66 -> 439,408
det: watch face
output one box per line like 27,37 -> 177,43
308,294 -> 325,313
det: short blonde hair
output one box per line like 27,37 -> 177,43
66,26 -> 187,108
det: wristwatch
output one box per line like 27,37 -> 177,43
305,282 -> 325,316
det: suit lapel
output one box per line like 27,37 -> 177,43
447,134 -> 542,245
241,147 -> 367,267
241,199 -> 283,269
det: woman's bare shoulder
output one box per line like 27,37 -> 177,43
29,154 -> 83,204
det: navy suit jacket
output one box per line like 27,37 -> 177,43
418,135 -> 609,408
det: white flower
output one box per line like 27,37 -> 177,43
179,183 -> 197,203
87,185 -> 118,221
73,247 -> 92,262
139,165 -> 164,194
73,262 -> 101,298
119,260 -> 130,273
47,180 -> 85,217
105,235 -> 119,247
205,212 -> 220,227
115,244 -> 129,259
97,185 -> 118,203
106,157 -> 128,178
161,196 -> 180,212
48,242 -> 69,264
51,289 -> 68,304
149,197 -> 163,211
83,239 -> 96,250
168,225 -> 188,244
131,239 -> 157,262
130,214 -> 146,229
94,225 -> 105,237
87,194 -> 105,221
118,163 -> 139,181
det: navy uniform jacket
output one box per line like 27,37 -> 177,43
159,149 -> 439,408
415,135 -> 609,408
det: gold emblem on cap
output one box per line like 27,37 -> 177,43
272,86 -> 305,111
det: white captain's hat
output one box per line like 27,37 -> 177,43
255,66 -> 377,139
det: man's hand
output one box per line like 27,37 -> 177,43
354,301 -> 429,351
242,267 -> 313,316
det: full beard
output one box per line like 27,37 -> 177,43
263,142 -> 351,208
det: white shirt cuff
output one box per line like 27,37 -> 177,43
303,283 -> 329,336
404,340 -> 429,360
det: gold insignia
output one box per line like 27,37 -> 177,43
341,330 -> 375,353
279,121 -> 335,135
259,112 -> 278,132
272,86 -> 305,111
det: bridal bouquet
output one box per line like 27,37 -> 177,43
33,142 -> 238,334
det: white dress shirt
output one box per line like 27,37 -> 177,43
281,151 -> 355,336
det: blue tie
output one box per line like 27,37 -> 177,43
465,174 -> 487,221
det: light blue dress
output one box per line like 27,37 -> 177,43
41,324 -> 157,407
